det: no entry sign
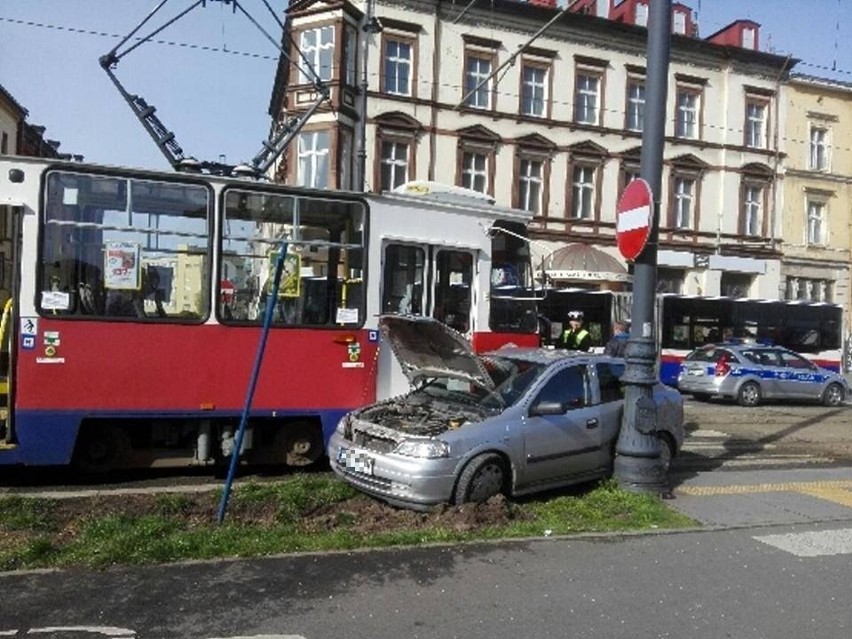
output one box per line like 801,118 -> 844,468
616,178 -> 653,261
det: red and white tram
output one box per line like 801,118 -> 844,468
0,157 -> 537,471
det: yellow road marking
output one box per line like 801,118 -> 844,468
678,480 -> 852,509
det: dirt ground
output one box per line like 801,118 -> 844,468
10,490 -> 528,541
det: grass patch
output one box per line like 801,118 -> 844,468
0,475 -> 695,571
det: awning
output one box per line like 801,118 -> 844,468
530,241 -> 632,284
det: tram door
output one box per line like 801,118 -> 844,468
0,204 -> 23,448
376,242 -> 476,400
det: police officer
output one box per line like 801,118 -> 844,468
558,310 -> 591,351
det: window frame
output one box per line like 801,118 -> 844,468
574,67 -> 603,126
744,96 -> 769,149
378,139 -> 410,192
297,24 -> 335,84
463,49 -> 497,110
515,155 -> 546,215
520,59 -> 550,118
806,198 -> 827,246
569,163 -> 598,221
670,174 -> 696,230
809,126 -> 829,171
297,130 -> 331,190
625,77 -> 645,132
674,83 -> 703,140
381,33 -> 416,97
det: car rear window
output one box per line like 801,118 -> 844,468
685,347 -> 733,363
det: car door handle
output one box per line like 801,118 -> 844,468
586,419 -> 598,429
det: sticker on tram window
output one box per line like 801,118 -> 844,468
41,290 -> 71,311
336,307 -> 359,324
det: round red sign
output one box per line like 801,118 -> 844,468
616,179 -> 653,261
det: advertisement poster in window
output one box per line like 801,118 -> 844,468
265,251 -> 302,299
104,241 -> 141,290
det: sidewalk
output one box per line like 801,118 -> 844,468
668,467 -> 852,528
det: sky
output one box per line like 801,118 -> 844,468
1,0 -> 851,171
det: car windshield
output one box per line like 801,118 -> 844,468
411,355 -> 547,410
481,355 -> 548,408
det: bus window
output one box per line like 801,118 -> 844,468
40,171 -> 211,321
221,188 -> 366,326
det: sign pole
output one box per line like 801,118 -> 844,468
613,0 -> 672,493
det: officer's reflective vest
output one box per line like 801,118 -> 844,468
561,328 -> 590,348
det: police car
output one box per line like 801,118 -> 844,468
677,342 -> 850,407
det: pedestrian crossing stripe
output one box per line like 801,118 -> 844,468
678,480 -> 852,508
754,528 -> 852,557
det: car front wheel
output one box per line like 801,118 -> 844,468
822,383 -> 845,407
657,434 -> 675,473
737,381 -> 761,407
454,453 -> 506,505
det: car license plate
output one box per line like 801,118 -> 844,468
337,447 -> 374,475
688,368 -> 704,376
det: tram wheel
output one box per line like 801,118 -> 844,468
73,424 -> 131,474
281,422 -> 323,467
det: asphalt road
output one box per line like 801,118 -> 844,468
2,516 -> 851,638
2,400 -> 851,638
679,397 -> 852,467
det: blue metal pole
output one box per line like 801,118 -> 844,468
217,241 -> 288,523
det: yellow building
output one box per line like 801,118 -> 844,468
782,76 -> 852,338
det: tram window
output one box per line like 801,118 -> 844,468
433,250 -> 472,333
220,189 -> 366,327
489,220 -> 536,334
382,244 -> 425,316
39,171 -> 211,321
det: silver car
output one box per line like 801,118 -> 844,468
677,343 -> 850,407
328,315 -> 684,510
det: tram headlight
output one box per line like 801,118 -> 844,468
394,438 -> 450,459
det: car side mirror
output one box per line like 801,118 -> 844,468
530,401 -> 565,416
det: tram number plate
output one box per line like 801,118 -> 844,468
338,447 -> 374,475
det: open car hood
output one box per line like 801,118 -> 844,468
379,315 -> 496,392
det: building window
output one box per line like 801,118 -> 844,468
297,131 -> 330,189
720,273 -> 753,298
383,37 -> 413,96
517,158 -> 544,214
742,184 -> 764,237
807,200 -> 825,245
625,80 -> 645,132
299,26 -> 334,83
0,132 -> 7,155
343,25 -> 358,86
461,151 -> 489,193
656,268 -> 684,294
745,99 -> 768,149
619,162 -> 641,193
809,127 -> 829,171
673,177 -> 695,229
464,54 -> 493,109
574,71 -> 601,125
521,63 -> 548,117
380,140 -> 409,191
675,87 -> 700,139
786,277 -> 832,302
339,128 -> 353,190
571,165 -> 596,220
